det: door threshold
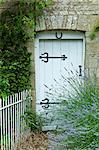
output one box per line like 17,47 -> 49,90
42,126 -> 57,132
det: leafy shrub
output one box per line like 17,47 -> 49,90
48,72 -> 99,149
23,108 -> 44,133
0,60 -> 11,97
0,48 -> 32,97
0,0 -> 52,96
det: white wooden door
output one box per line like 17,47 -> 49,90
35,32 -> 84,129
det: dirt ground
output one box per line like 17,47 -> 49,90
15,132 -> 48,150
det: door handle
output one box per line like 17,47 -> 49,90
40,98 -> 49,108
39,52 -> 48,63
40,98 -> 60,109
39,52 -> 67,63
79,65 -> 82,76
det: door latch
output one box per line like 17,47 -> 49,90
40,98 -> 49,108
39,52 -> 67,63
40,98 -> 60,109
79,65 -> 82,76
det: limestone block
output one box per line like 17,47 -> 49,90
39,16 -> 46,31
66,15 -> 73,29
89,15 -> 99,31
96,69 -> 99,78
71,15 -> 78,30
59,11 -> 69,16
86,43 -> 99,54
50,15 -> 58,29
89,59 -> 98,68
56,15 -> 64,29
51,15 -> 64,29
36,18 -> 41,31
62,15 -> 68,28
69,11 -> 77,15
77,15 -> 91,31
45,16 -> 52,30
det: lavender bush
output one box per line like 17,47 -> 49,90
47,70 -> 99,149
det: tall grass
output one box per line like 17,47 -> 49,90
22,107 -> 45,133
47,70 -> 99,149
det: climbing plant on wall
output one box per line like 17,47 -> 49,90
0,0 -> 52,97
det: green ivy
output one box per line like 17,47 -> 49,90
0,0 -> 52,98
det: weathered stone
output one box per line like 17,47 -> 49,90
96,68 -> 99,78
0,0 -> 99,103
77,15 -> 91,31
45,16 -> 52,30
62,15 -> 68,28
39,16 -> 46,31
66,15 -> 74,29
50,15 -> 58,29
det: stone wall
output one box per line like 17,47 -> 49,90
0,0 -> 99,92
36,0 -> 99,82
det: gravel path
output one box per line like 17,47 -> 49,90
47,132 -> 67,150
